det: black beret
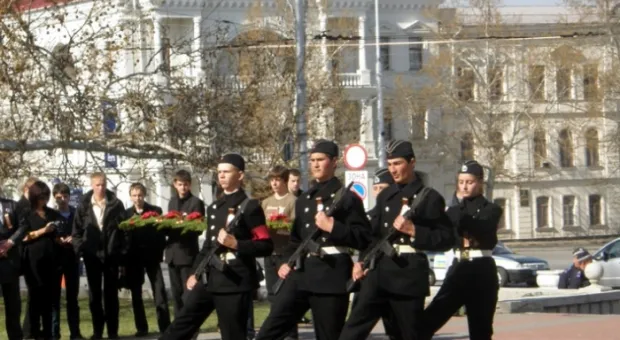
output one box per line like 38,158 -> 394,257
373,168 -> 394,185
458,160 -> 483,179
386,140 -> 415,160
310,139 -> 339,158
220,153 -> 245,171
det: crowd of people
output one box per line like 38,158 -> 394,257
0,138 -> 506,340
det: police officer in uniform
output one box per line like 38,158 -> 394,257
256,139 -> 371,340
160,153 -> 273,340
350,168 -> 397,340
419,160 -> 503,340
558,248 -> 592,289
339,140 -> 454,340
0,196 -> 27,340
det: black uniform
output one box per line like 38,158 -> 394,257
23,207 -> 66,339
165,192 -> 204,317
72,190 -> 127,338
125,203 -> 171,334
558,265 -> 590,289
419,194 -> 503,340
160,189 -> 273,340
0,198 -> 27,340
51,206 -> 83,339
17,196 -> 35,338
256,176 -> 371,340
339,177 -> 454,340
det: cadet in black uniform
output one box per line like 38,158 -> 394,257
419,160 -> 503,340
256,140 -> 371,340
160,153 -> 273,340
339,140 -> 455,340
350,168 -> 397,340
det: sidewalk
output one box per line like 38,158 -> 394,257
119,313 -> 620,339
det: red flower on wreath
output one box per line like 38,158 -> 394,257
141,211 -> 160,219
129,219 -> 136,225
165,211 -> 182,219
185,212 -> 203,221
268,213 -> 289,222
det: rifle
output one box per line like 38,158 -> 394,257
272,181 -> 354,295
194,198 -> 250,284
346,187 -> 432,293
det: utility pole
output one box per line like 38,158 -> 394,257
295,0 -> 309,190
375,0 -> 386,167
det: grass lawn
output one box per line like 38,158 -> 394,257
0,298 -> 274,338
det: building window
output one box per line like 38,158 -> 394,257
380,37 -> 390,71
460,132 -> 474,161
488,66 -> 503,101
589,194 -> 603,226
562,195 -> 576,227
584,64 -> 599,101
494,198 -> 507,229
556,67 -> 571,101
536,196 -> 550,228
519,189 -> 530,207
528,65 -> 545,101
489,130 -> 504,169
457,67 -> 474,101
533,129 -> 547,168
558,128 -> 574,168
409,37 -> 423,71
585,128 -> 599,167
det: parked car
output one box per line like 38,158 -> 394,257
592,237 -> 620,288
429,242 -> 550,287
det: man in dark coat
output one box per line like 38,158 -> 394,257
72,172 -> 126,340
0,196 -> 28,340
124,182 -> 170,337
558,248 -> 592,289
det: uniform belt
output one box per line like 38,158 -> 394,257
309,246 -> 348,256
454,249 -> 492,260
394,244 -> 417,254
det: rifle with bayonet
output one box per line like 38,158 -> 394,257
194,198 -> 250,284
272,182 -> 354,295
346,187 -> 432,293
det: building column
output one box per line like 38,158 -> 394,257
193,16 -> 203,77
319,12 -> 328,72
152,14 -> 163,77
358,15 -> 367,71
360,98 -> 376,159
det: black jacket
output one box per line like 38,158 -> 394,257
165,193 -> 205,266
361,177 -> 454,297
194,189 -> 273,293
0,198 -> 27,283
283,177 -> 371,294
72,190 -> 126,262
558,265 -> 590,289
446,195 -> 503,250
125,202 -> 165,264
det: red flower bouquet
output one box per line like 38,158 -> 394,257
267,213 -> 292,231
119,211 -> 162,230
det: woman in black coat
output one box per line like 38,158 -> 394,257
22,181 -> 66,339
420,160 -> 504,340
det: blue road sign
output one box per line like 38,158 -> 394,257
351,182 -> 367,200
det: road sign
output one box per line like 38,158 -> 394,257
343,144 -> 368,171
345,170 -> 369,210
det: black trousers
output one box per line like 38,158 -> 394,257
130,261 -> 171,333
256,278 -> 349,340
264,255 -> 298,339
83,255 -> 120,337
339,283 -> 425,340
419,258 -> 498,340
1,279 -> 23,340
23,255 -> 56,339
350,292 -> 397,340
159,285 -> 252,340
167,263 -> 193,318
52,247 -> 82,338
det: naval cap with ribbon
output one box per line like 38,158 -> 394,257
386,140 -> 415,161
373,168 -> 394,185
310,139 -> 339,158
220,153 -> 245,171
458,160 -> 484,179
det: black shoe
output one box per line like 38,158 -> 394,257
70,334 -> 85,340
89,335 -> 102,340
135,331 -> 149,337
107,335 -> 119,340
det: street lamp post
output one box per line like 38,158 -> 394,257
374,0 -> 386,167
